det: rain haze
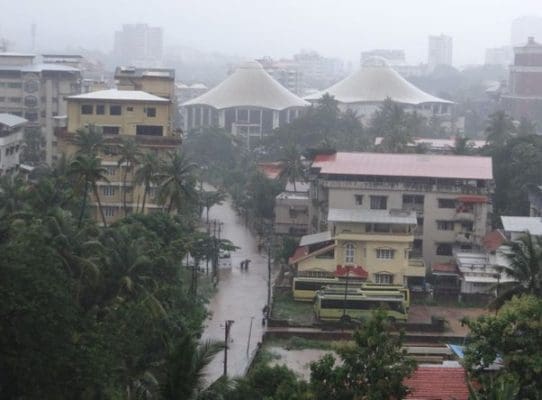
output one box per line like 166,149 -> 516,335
1,0 -> 541,65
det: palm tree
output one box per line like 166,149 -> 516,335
200,190 -> 226,224
134,152 -> 160,214
372,98 -> 412,153
117,138 -> 142,216
279,144 -> 304,192
70,154 -> 109,227
74,124 -> 104,155
485,111 -> 516,146
0,174 -> 28,215
157,151 -> 198,214
493,232 -> 542,308
159,333 -> 224,400
453,135 -> 475,155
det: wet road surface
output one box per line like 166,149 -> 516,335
201,195 -> 273,383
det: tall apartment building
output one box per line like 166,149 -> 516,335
292,51 -> 345,91
308,152 -> 494,270
0,53 -> 81,164
501,37 -> 542,125
0,113 -> 26,174
113,24 -> 163,67
511,16 -> 542,46
484,46 -> 513,66
360,49 -> 406,67
56,88 -> 180,224
256,57 -> 302,95
289,208 -> 426,290
428,34 -> 453,70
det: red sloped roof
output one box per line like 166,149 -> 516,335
335,265 -> 369,279
482,229 -> 506,252
405,366 -> 469,400
288,246 -> 308,264
257,162 -> 284,179
456,195 -> 489,203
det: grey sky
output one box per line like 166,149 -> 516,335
0,0 -> 541,65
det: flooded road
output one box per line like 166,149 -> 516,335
201,195 -> 273,383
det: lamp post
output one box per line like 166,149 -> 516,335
342,265 -> 353,321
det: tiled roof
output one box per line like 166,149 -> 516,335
482,229 -> 506,252
68,89 -> 169,102
257,162 -> 284,179
405,366 -> 469,400
335,265 -> 368,279
288,246 -> 308,264
312,152 -> 493,180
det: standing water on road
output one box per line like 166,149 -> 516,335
201,194 -> 274,383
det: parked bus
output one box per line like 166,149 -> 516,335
318,286 -> 409,310
314,292 -> 408,322
292,277 -> 410,307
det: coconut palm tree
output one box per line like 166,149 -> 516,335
279,144 -> 304,192
372,98 -> 412,153
493,232 -> 542,308
200,190 -> 226,224
74,124 -> 104,155
70,154 -> 109,228
134,152 -> 160,214
0,173 -> 28,215
159,333 -> 224,400
117,138 -> 142,216
485,111 -> 516,147
157,151 -> 198,214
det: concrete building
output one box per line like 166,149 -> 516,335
274,181 -> 310,236
501,215 -> 542,240
511,16 -> 542,46
56,89 -> 180,224
292,51 -> 345,92
428,34 -> 453,70
501,37 -> 542,125
289,208 -> 426,290
256,57 -> 302,95
527,184 -> 542,217
182,61 -> 309,146
0,52 -> 81,164
308,151 -> 494,270
0,113 -> 26,174
113,24 -> 163,67
361,49 -> 406,67
305,57 -> 452,124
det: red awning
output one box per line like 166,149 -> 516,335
456,195 -> 489,203
432,263 -> 460,275
335,265 -> 368,279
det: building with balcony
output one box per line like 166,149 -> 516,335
501,215 -> 542,240
289,208 -> 425,290
56,88 -> 180,224
274,181 -> 310,236
0,52 -> 81,164
428,34 -> 453,70
181,61 -> 309,146
305,57 -> 452,124
0,113 -> 26,174
308,151 -> 494,271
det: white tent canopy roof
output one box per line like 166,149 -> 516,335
183,60 -> 309,110
305,56 -> 453,105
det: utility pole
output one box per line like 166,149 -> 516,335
246,316 -> 254,358
342,266 -> 352,321
223,319 -> 234,377
266,224 -> 273,320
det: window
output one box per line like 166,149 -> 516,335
345,243 -> 355,264
374,223 -> 390,233
436,243 -> 453,256
437,220 -> 454,231
102,126 -> 120,135
374,273 -> 393,284
110,105 -> 122,115
104,206 -> 117,217
96,104 -> 105,115
376,248 -> 395,259
8,82 -> 22,88
370,195 -> 387,210
127,106 -> 134,112
102,186 -> 116,196
145,107 -> 156,117
8,97 -> 21,103
81,104 -> 93,114
354,194 -> 363,205
136,125 -> 163,136
24,112 -> 38,122
438,198 -> 456,208
105,166 -> 117,176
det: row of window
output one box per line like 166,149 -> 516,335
352,194 -> 472,211
0,97 -> 22,103
3,144 -> 20,157
81,104 -> 156,117
0,82 -> 23,88
344,243 -> 396,263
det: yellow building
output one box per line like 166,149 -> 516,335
289,208 -> 426,289
57,88 -> 181,224
114,66 -> 175,100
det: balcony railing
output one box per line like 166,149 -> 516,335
322,179 -> 490,195
408,258 -> 425,268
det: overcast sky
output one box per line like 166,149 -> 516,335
1,0 -> 541,65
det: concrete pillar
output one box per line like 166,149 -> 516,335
191,107 -> 197,129
218,109 -> 225,128
44,79 -> 53,165
272,110 -> 280,129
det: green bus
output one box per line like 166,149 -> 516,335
319,286 -> 409,310
314,292 -> 408,322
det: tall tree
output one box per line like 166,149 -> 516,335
74,124 -> 104,155
492,233 -> 542,308
134,152 -> 160,213
157,151 -> 198,214
517,116 -> 537,136
200,190 -> 226,224
485,111 -> 516,147
453,135 -> 475,155
279,144 -> 304,191
117,138 -> 142,216
309,310 -> 416,400
70,154 -> 109,227
372,98 -> 413,153
20,127 -> 46,165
